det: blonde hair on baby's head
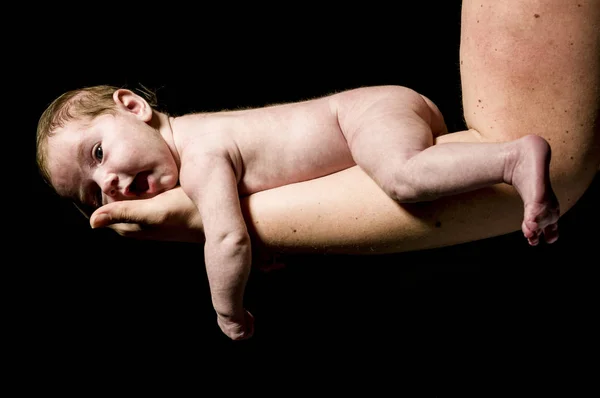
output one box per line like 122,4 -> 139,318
36,85 -> 119,187
35,84 -> 158,187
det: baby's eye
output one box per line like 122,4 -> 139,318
94,145 -> 103,162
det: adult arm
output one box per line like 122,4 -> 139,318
91,0 -> 599,254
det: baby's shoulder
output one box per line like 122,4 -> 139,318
173,112 -> 244,165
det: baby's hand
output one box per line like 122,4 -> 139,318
217,310 -> 255,340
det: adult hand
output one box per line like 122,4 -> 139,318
90,186 -> 205,243
90,185 -> 287,271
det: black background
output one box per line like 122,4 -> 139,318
19,0 -> 598,387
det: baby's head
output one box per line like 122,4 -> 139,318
37,86 -> 120,185
36,85 -> 180,216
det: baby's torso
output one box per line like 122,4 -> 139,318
175,98 -> 356,195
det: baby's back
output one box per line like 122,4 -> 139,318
180,96 -> 356,195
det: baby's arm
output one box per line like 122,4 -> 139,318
179,153 -> 253,340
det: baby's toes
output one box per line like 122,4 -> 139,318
522,221 -> 539,246
543,223 -> 559,244
522,219 -> 537,238
528,234 -> 540,246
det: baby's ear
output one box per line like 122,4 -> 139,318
113,89 -> 153,122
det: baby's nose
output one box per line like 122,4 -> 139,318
102,173 -> 119,197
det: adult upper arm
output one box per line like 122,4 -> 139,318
459,0 -> 600,213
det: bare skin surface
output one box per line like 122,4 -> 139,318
48,85 -> 558,341
79,1 -> 599,342
173,86 -> 560,339
91,0 -> 598,257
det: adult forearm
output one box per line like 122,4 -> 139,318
241,130 -> 521,254
95,1 -> 599,254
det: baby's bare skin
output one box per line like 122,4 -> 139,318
172,94 -> 354,196
46,85 -> 559,341
168,85 -> 559,339
173,86 -> 558,242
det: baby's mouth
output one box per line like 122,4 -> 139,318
129,171 -> 151,196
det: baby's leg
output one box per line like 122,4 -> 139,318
348,114 -> 559,245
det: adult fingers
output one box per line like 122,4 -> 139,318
90,199 -> 164,229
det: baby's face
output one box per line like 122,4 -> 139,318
46,111 -> 179,210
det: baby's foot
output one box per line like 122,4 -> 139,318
508,135 -> 560,246
522,202 -> 559,246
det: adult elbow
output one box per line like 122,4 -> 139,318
550,119 -> 600,215
553,148 -> 599,215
